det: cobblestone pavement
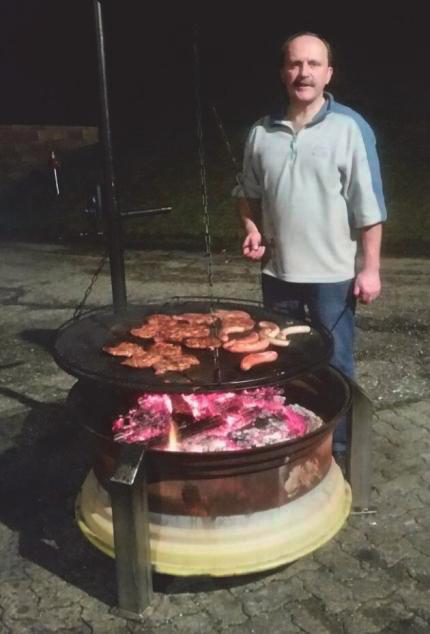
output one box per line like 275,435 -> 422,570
0,242 -> 429,633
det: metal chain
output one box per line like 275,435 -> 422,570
193,31 -> 215,294
193,29 -> 223,381
73,250 -> 108,320
212,105 -> 244,190
212,106 -> 241,176
212,105 -> 261,255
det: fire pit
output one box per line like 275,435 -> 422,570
58,299 -> 352,577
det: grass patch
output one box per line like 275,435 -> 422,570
0,119 -> 429,256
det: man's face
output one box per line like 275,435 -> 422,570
280,35 -> 333,106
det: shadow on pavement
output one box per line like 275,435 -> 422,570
19,328 -> 58,355
0,381 -> 278,607
0,386 -> 118,607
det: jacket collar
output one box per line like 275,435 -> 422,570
269,92 -> 334,128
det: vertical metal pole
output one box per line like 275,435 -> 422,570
109,444 -> 153,619
347,380 -> 375,512
93,0 -> 127,313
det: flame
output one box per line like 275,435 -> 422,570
162,394 -> 173,414
181,393 -> 205,419
167,420 -> 178,451
225,414 -> 237,428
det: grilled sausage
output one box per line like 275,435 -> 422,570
258,321 -> 280,337
227,336 -> 270,353
223,331 -> 260,349
280,325 -> 311,337
267,336 -> 290,347
240,350 -> 278,371
219,324 -> 249,341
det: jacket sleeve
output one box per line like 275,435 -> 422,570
342,119 -> 387,228
232,124 -> 262,199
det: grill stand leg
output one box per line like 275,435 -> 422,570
347,380 -> 376,514
109,444 -> 153,620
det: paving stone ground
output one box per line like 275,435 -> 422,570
0,242 -> 429,633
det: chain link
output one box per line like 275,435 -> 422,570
193,33 -> 215,294
212,106 -> 241,176
73,250 -> 108,321
193,30 -> 223,380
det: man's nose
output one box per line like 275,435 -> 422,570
299,62 -> 311,76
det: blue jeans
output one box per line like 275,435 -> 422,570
261,274 -> 356,451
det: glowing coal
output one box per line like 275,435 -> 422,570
112,387 -> 323,452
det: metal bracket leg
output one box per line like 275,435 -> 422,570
109,444 -> 153,619
347,380 -> 375,514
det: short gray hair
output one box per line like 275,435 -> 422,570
280,32 -> 333,66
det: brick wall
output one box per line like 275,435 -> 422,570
0,125 -> 98,189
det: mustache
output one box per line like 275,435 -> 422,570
294,79 -> 315,87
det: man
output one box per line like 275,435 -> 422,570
234,32 -> 387,457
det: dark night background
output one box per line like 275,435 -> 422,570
1,1 -> 428,134
0,1 -> 429,252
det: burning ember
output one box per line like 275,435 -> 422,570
112,387 -> 323,452
167,421 -> 178,451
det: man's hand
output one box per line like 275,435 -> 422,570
353,268 -> 381,304
355,223 -> 383,303
238,198 -> 265,261
242,231 -> 266,261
